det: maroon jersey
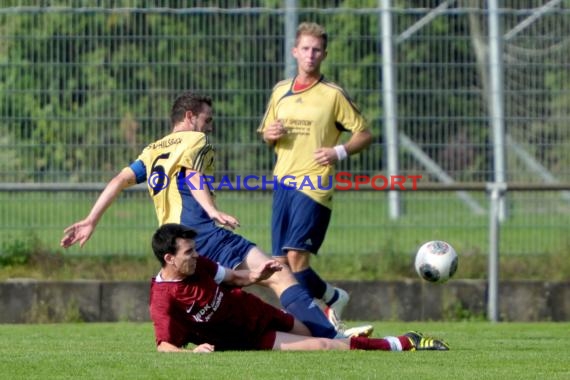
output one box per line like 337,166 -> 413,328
149,256 -> 294,350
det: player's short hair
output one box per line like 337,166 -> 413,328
152,223 -> 198,266
295,22 -> 328,50
170,92 -> 213,126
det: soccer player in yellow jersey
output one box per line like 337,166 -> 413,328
61,92 -> 371,339
258,22 -> 373,328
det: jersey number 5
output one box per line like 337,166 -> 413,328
149,153 -> 171,196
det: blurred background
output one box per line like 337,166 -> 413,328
0,1 -> 568,277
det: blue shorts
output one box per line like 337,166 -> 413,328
195,227 -> 256,269
271,187 -> 331,256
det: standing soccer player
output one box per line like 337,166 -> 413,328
61,92 -> 371,339
258,22 -> 373,327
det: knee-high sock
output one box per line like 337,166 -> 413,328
293,267 -> 327,299
280,284 -> 337,339
350,336 -> 413,351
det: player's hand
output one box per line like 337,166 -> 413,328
263,120 -> 287,143
209,210 -> 241,230
314,147 -> 338,166
251,260 -> 283,282
60,219 -> 95,248
192,343 -> 215,353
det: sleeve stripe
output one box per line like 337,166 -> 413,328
321,79 -> 363,114
213,265 -> 226,284
129,159 -> 147,184
193,143 -> 213,172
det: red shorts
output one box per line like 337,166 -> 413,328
257,312 -> 295,350
213,289 -> 295,351
251,297 -> 295,350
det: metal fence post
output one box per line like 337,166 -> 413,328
487,182 -> 506,322
487,0 -> 508,222
380,0 -> 400,219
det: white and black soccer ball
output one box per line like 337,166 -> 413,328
414,240 -> 458,283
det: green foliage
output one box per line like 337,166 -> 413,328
0,7 -> 289,181
443,301 -> 487,322
1,5 -> 568,183
27,299 -> 85,324
0,235 -> 37,266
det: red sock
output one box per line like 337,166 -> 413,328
399,335 -> 413,351
349,337 -> 390,350
350,336 -> 413,351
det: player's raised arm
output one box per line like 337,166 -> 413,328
60,167 -> 137,248
222,260 -> 283,287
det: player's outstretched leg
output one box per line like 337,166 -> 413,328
273,332 -> 449,352
273,332 -> 407,351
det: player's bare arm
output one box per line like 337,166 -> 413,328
313,129 -> 373,166
60,167 -> 137,248
185,168 -> 240,230
343,129 -> 373,155
223,260 -> 283,287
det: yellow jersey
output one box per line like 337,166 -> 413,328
258,76 -> 368,208
129,131 -> 215,226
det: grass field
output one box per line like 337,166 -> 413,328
1,321 -> 568,379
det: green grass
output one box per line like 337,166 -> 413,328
0,322 -> 568,379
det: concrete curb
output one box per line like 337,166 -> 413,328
1,279 -> 568,323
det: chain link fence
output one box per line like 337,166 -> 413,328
1,1 -> 568,262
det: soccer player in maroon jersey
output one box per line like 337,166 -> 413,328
149,223 -> 450,352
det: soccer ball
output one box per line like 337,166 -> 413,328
414,240 -> 458,283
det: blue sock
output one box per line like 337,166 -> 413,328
293,267 -> 327,299
280,284 -> 337,338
